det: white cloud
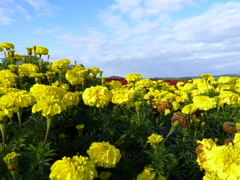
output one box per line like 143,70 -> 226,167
25,0 -> 60,17
172,2 -> 240,42
144,0 -> 195,13
33,26 -> 63,35
0,7 -> 16,25
52,1 -> 240,77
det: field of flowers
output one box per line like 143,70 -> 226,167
1,42 -> 240,180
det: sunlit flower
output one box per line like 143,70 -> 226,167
87,141 -> 121,168
65,70 -> 84,85
35,46 -> 48,55
82,86 -> 112,108
0,42 -> 15,49
49,59 -> 71,74
49,155 -> 97,180
106,80 -> 123,89
111,88 -> 135,105
30,84 -> 65,101
125,73 -> 142,83
0,70 -> 18,87
32,99 -> 66,117
193,96 -> 217,111
51,81 -> 69,91
3,90 -> 36,110
62,91 -> 79,109
18,63 -> 39,77
181,103 -> 198,114
147,133 -> 164,148
88,67 -> 100,77
218,76 -> 231,84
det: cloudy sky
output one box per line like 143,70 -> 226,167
1,0 -> 240,78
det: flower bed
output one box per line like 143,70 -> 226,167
1,42 -> 240,180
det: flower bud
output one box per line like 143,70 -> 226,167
3,152 -> 19,171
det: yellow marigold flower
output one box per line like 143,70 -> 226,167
0,46 -> 3,52
203,171 -> 219,180
193,95 -> 217,111
71,64 -> 85,71
0,87 -> 20,96
26,47 -> 33,55
99,171 -> 111,180
35,46 -> 48,55
18,63 -> 39,77
62,91 -> 79,109
3,152 -> 18,171
82,86 -> 112,108
32,99 -> 66,117
200,145 -> 240,179
3,90 -> 36,110
51,81 -> 69,91
87,141 -> 121,168
49,155 -> 97,180
49,59 -> 71,74
233,133 -> 240,149
65,70 -> 84,85
0,70 -> 18,88
30,84 -> 65,101
88,67 -> 100,77
147,133 -> 164,147
137,167 -> 166,180
71,65 -> 89,78
181,103 -> 198,114
6,53 -> 23,61
202,74 -> 214,81
217,91 -> 237,106
125,73 -> 142,83
135,78 -> 157,89
8,64 -> 19,72
106,80 -> 123,89
0,42 -> 15,49
111,88 -> 135,105
218,76 -> 231,84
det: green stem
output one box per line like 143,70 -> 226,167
43,117 -> 52,145
161,121 -> 178,145
0,121 -> 6,149
17,108 -> 23,133
10,170 -> 19,180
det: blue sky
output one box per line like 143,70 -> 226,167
1,0 -> 240,78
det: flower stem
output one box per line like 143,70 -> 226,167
17,108 -> 23,134
43,117 -> 52,145
0,121 -> 6,149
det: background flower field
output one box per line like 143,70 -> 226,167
1,42 -> 240,180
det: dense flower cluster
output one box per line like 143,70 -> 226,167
49,155 -> 97,180
87,141 -> 121,168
